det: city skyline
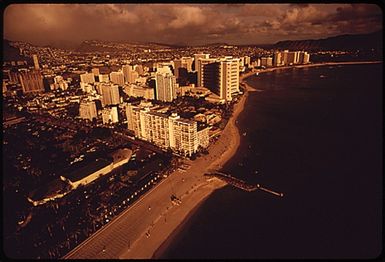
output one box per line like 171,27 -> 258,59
4,3 -> 382,48
3,3 -> 382,259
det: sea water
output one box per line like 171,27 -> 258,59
161,63 -> 383,259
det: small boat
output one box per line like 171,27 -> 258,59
320,75 -> 325,78
255,72 -> 259,76
242,132 -> 247,136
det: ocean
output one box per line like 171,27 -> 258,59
160,63 -> 383,259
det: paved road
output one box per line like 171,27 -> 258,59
64,161 -> 208,259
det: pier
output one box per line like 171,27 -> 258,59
205,171 -> 284,197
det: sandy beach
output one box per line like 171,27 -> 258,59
123,73 -> 256,259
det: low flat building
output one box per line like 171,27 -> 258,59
61,159 -> 113,189
27,179 -> 72,206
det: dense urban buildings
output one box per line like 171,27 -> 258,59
79,100 -> 97,121
3,31 -> 320,260
100,83 -> 120,106
18,70 -> 44,94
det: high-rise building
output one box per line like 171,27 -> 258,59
110,71 -> 125,86
155,72 -> 177,102
122,65 -> 132,83
102,106 -> 119,124
79,101 -> 97,121
125,103 -> 206,156
282,50 -> 289,65
298,51 -> 310,64
100,83 -> 120,106
32,54 -> 40,70
197,58 -> 217,88
168,113 -> 198,156
80,73 -> 95,84
174,57 -> 193,75
122,65 -> 139,84
286,51 -> 300,65
194,53 -> 210,71
18,70 -> 44,94
244,56 -> 251,67
198,57 -> 240,102
273,52 -> 282,67
261,57 -> 273,67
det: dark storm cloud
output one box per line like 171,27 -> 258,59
3,3 -> 383,48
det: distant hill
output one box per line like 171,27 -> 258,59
75,40 -> 182,52
3,39 -> 26,61
273,30 -> 382,51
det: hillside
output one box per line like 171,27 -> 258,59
273,30 -> 382,51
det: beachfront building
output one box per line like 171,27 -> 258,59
125,102 -> 208,156
273,52 -> 283,67
273,50 -> 310,66
197,125 -> 210,149
261,57 -> 273,67
197,57 -> 240,102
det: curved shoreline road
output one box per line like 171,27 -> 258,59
64,80 -> 251,259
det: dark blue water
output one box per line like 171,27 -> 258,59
160,64 -> 383,259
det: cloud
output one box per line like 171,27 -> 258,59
3,4 -> 383,47
168,6 -> 206,29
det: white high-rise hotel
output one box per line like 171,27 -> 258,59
125,102 -> 208,157
197,57 -> 240,102
155,66 -> 177,102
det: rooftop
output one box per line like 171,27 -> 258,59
28,179 -> 70,202
63,158 -> 111,182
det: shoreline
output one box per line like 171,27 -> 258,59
240,60 -> 382,82
150,77 -> 255,259
147,60 -> 382,259
64,59 -> 381,259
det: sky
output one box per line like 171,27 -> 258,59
3,3 -> 383,48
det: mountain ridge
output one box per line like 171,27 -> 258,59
273,30 -> 382,51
